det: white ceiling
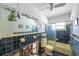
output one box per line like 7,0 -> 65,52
0,3 -> 48,24
31,3 -> 73,19
0,3 -> 41,19
0,3 -> 74,23
31,3 -> 48,9
0,3 -> 73,19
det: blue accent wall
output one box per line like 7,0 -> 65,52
56,24 -> 70,43
46,24 -> 56,40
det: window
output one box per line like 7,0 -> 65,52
56,22 -> 66,30
74,20 -> 77,26
56,25 -> 65,30
51,24 -> 56,30
56,22 -> 65,26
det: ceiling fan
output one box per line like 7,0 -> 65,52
42,3 -> 66,11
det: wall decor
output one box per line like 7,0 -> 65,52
26,25 -> 29,29
8,10 -> 17,21
18,24 -> 23,28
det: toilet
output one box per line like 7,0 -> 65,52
41,38 -> 54,56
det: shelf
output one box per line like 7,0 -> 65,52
2,40 -> 39,56
2,49 -> 18,56
0,32 -> 44,56
20,40 -> 39,49
0,32 -> 45,39
0,33 -> 41,56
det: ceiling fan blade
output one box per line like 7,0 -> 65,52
49,3 -> 54,11
54,3 -> 66,8
41,3 -> 53,10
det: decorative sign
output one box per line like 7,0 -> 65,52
20,38 -> 25,43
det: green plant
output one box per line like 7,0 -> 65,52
8,10 -> 17,21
